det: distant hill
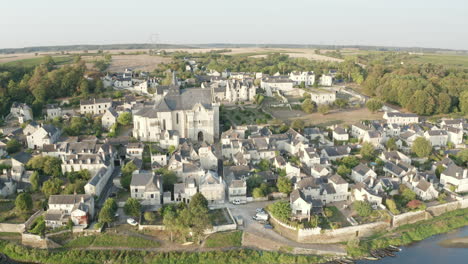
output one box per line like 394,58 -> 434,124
1,43 -> 467,54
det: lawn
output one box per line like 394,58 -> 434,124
325,206 -> 350,228
408,53 -> 468,69
220,106 -> 272,126
204,231 -> 243,248
0,200 -> 30,223
210,208 -> 234,226
64,233 -> 160,248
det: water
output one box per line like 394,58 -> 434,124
357,226 -> 468,264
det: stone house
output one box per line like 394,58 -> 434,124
130,170 -> 162,205
45,194 -> 94,228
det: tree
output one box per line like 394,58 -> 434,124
291,119 -> 305,131
168,145 -> 176,155
189,192 -> 208,209
163,209 -> 178,242
301,99 -> 315,113
337,165 -> 351,177
144,211 -> 157,223
412,137 -> 432,158
341,156 -> 360,168
99,204 -> 116,226
365,98 -> 383,113
460,91 -> 468,115
406,199 -> 424,210
252,187 -> 265,198
155,168 -> 177,192
78,79 -> 89,97
318,104 -> 329,115
277,176 -> 292,194
124,198 -> 141,219
456,149 -> 468,166
409,90 -> 435,115
360,142 -> 375,160
385,199 -> 400,215
121,161 -> 137,190
30,171 -> 40,191
436,92 -> 451,114
41,178 -> 63,197
400,185 -> 417,202
117,112 -> 132,126
353,201 -> 372,217
30,216 -> 46,236
269,201 -> 291,222
386,138 -> 397,151
334,98 -> 348,109
15,193 -> 33,212
6,139 -> 21,154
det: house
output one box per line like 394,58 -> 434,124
289,71 -> 315,86
260,76 -> 294,96
380,151 -> 411,164
223,79 -> 256,102
319,74 -> 333,86
383,112 -> 419,125
321,146 -> 350,161
174,178 -> 198,204
102,108 -> 118,130
309,89 -> 336,105
45,104 -> 63,120
80,98 -> 113,115
290,189 -> 313,220
405,175 -> 439,201
199,171 -> 225,204
228,179 -> 247,203
130,170 -> 162,205
84,166 -> 114,197
309,164 -> 331,178
0,178 -> 17,197
45,194 -> 94,228
351,163 -> 377,183
333,127 -> 349,141
198,143 -> 219,170
445,127 -> 464,145
126,142 -> 144,159
383,161 -> 414,178
9,102 -> 33,123
26,124 -> 61,149
424,130 -> 448,147
363,131 -> 383,147
352,183 -> 382,207
440,164 -> 468,193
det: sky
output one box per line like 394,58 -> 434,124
1,0 -> 467,50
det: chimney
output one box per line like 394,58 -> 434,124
464,170 -> 467,179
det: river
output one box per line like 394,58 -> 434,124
357,226 -> 468,264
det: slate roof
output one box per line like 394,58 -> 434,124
353,163 -> 372,176
48,194 -> 92,205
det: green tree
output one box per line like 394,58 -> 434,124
412,137 -> 432,158
456,149 -> 468,166
334,98 -> 348,109
385,199 -> 400,215
366,98 -> 383,113
276,176 -> 292,194
15,193 -> 33,212
386,138 -> 397,151
144,211 -> 157,223
121,161 -> 137,190
353,201 -> 372,217
117,112 -> 132,126
341,156 -> 360,168
162,209 -> 179,242
400,185 -> 417,202
360,142 -> 375,160
436,92 -> 451,114
409,90 -> 435,115
155,168 -> 178,192
291,119 -> 305,131
252,187 -> 265,198
318,104 -> 329,115
30,216 -> 45,236
6,139 -> 21,154
269,201 -> 291,222
189,192 -> 209,209
301,98 -> 316,113
168,145 -> 176,155
98,204 -> 116,226
124,198 -> 141,219
337,165 -> 351,177
460,91 -> 468,115
41,178 -> 63,197
30,171 -> 40,191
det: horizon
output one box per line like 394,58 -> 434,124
1,0 -> 467,51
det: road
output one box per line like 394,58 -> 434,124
228,201 -> 346,255
97,166 -> 121,208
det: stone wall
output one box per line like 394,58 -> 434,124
426,201 -> 461,217
298,222 -> 390,244
391,210 -> 431,228
21,233 -> 60,249
0,223 -> 25,233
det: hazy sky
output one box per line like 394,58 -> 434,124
1,0 -> 467,50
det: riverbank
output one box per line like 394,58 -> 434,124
347,207 -> 468,258
439,236 -> 468,248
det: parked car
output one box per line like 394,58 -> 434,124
232,199 -> 241,205
256,208 -> 264,213
253,212 -> 268,221
263,224 -> 273,229
109,192 -> 117,198
127,218 -> 138,226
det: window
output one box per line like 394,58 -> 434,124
135,189 -> 138,193
150,194 -> 154,198
176,113 -> 179,124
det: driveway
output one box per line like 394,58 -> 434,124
229,200 -> 346,255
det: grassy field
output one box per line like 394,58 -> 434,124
0,56 -> 73,67
204,231 -> 243,248
64,233 -> 160,248
408,53 -> 468,68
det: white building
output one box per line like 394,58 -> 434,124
383,112 -> 419,125
260,76 -> 294,96
228,179 -> 247,203
309,90 -> 336,105
9,102 -> 33,124
102,108 -> 118,130
26,124 -> 61,150
133,86 -> 219,144
80,98 -> 113,115
130,170 -> 162,205
289,71 -> 315,86
45,194 -> 94,228
319,74 -> 333,86
440,164 -> 468,193
199,171 -> 225,204
424,130 -> 448,147
333,127 -> 349,141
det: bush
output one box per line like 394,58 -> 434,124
353,201 -> 372,217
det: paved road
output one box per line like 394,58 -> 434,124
229,200 -> 346,254
97,166 -> 121,208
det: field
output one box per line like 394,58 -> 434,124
204,231 -> 243,248
0,55 -> 73,67
64,233 -> 160,248
107,54 -> 171,72
407,53 -> 468,69
267,106 -> 383,127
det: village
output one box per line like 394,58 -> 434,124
0,58 -> 467,260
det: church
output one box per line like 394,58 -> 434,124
133,84 -> 220,144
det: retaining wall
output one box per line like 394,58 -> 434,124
0,223 -> 25,233
392,210 -> 431,228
